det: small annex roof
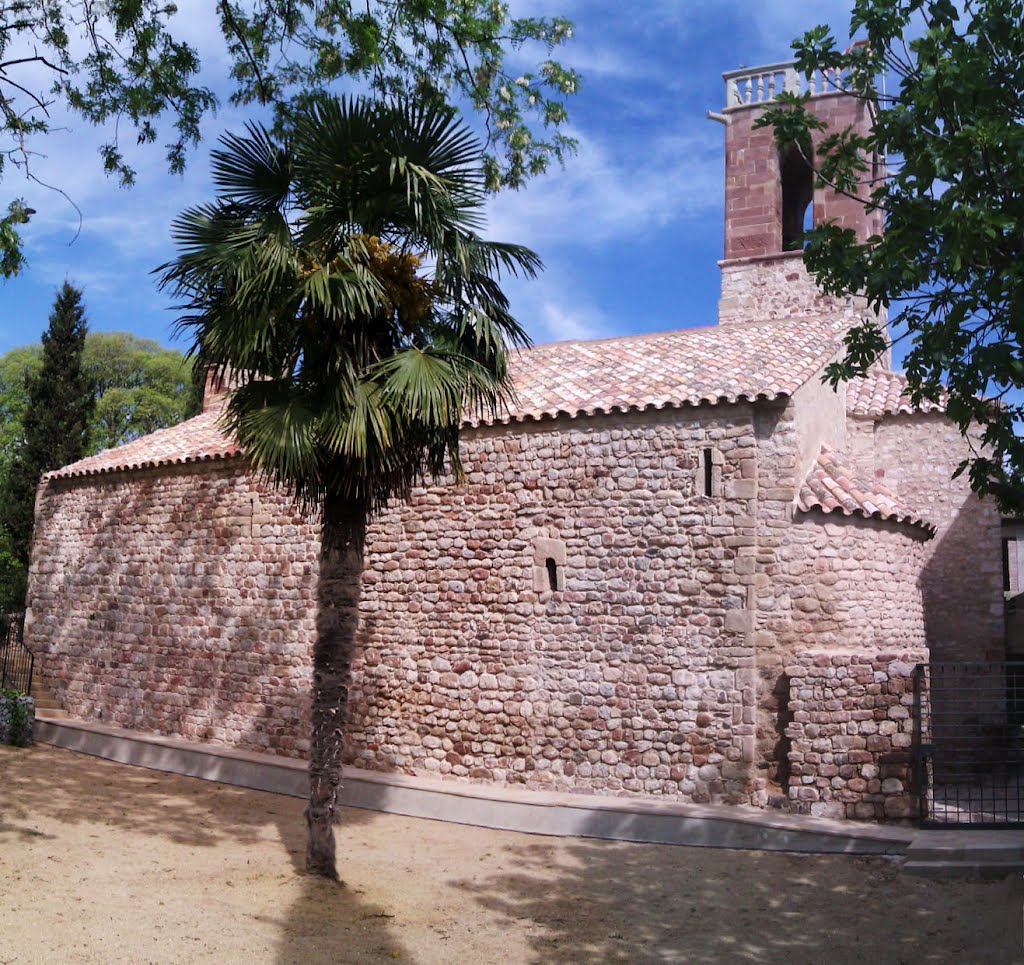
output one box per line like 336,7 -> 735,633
846,369 -> 946,419
796,444 -> 935,534
48,316 -> 848,480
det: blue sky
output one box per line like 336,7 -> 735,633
0,0 -> 858,358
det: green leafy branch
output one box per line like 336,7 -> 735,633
760,0 -> 1024,507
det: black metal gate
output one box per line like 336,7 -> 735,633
0,612 -> 32,695
915,661 -> 1024,827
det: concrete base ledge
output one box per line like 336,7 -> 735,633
36,714 -> 912,856
904,830 -> 1024,877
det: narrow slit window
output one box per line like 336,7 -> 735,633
545,557 -> 560,591
531,534 -> 567,594
703,448 -> 714,498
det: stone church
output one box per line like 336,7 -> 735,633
23,63 -> 1005,821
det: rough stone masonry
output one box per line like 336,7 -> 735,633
22,59 -> 1006,823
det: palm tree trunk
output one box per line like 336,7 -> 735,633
306,489 -> 367,878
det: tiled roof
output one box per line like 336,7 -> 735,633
482,317 -> 848,427
846,369 -> 946,418
48,317 -> 848,480
796,445 -> 935,534
46,407 -> 241,480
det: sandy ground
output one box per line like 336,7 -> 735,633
1,744 -> 1023,964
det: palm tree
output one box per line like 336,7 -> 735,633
157,96 -> 540,878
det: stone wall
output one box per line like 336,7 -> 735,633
790,363 -> 848,484
28,462 -> 320,756
786,650 -> 925,820
26,396 -> 955,818
340,405 -> 764,802
28,404 -> 769,805
772,516 -> 928,653
745,398 -> 931,788
754,508 -> 928,782
848,412 -> 1005,663
718,254 -> 858,326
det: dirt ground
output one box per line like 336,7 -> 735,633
1,744 -> 1023,964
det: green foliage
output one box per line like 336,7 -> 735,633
0,0 -> 577,272
84,332 -> 201,452
0,344 -> 40,487
218,0 -> 579,190
4,282 -> 93,564
0,526 -> 26,612
157,95 -> 540,515
0,331 -> 201,492
0,200 -> 33,278
1,686 -> 30,746
758,0 -> 1024,507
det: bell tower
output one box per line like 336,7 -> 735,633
715,62 -> 885,331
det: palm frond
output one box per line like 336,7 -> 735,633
320,379 -> 395,460
211,123 -> 292,212
158,91 -> 539,511
467,238 -> 544,280
372,347 -> 467,426
225,379 -> 321,483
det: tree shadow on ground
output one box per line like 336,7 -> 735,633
13,742 -> 1023,964
266,781 -> 420,965
265,871 -> 411,965
0,742 -> 316,852
452,830 -> 1024,964
0,743 -> 410,963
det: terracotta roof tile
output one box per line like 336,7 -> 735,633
796,445 -> 935,534
481,317 -> 848,427
48,317 -> 848,480
47,407 -> 241,480
846,369 -> 945,418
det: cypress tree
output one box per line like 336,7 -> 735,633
4,283 -> 93,571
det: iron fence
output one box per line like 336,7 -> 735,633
915,661 -> 1024,827
0,612 -> 32,695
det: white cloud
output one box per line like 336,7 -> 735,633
27,263 -> 121,298
485,126 -> 721,252
630,0 -> 852,53
498,266 -> 616,344
746,1 -> 853,51
559,42 -> 655,81
537,300 -> 609,342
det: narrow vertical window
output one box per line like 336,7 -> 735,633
545,558 -> 559,591
780,143 -> 814,251
703,448 -> 714,498
531,533 -> 567,594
